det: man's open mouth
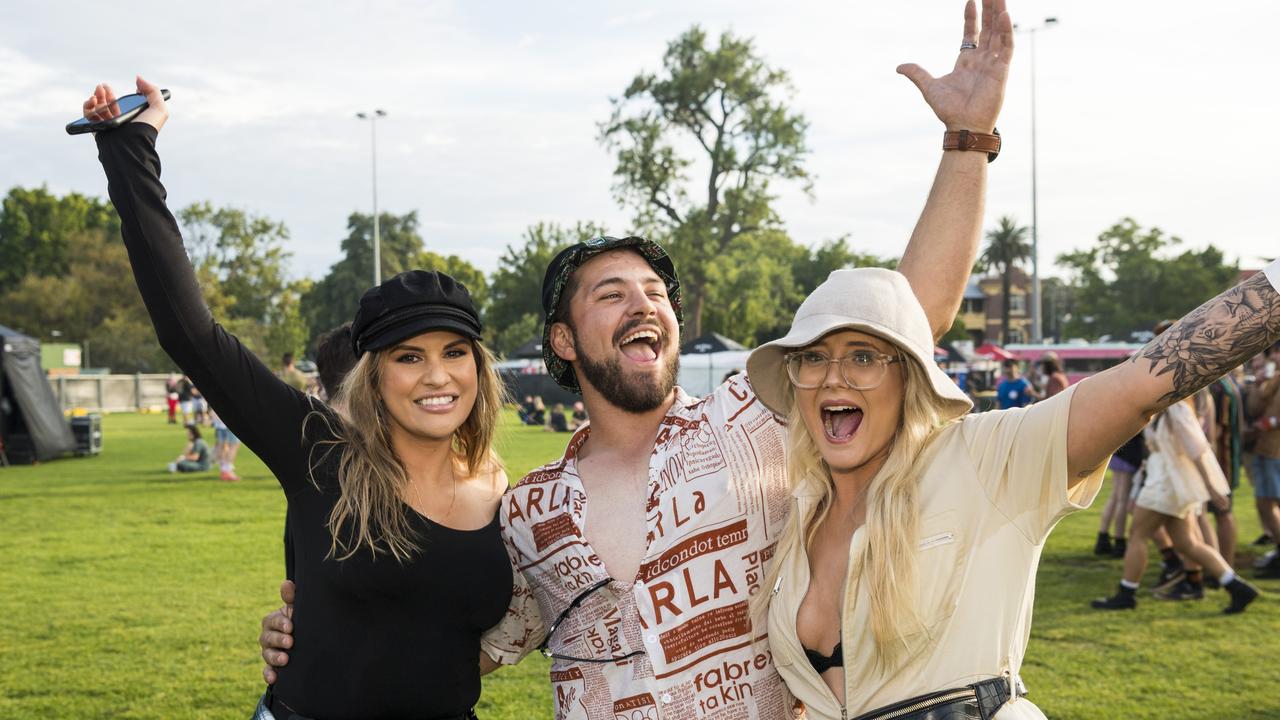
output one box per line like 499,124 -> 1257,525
619,328 -> 661,363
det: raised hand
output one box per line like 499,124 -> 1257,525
82,83 -> 119,123
897,0 -> 1013,133
80,75 -> 168,133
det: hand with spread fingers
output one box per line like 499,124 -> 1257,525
259,580 -> 296,684
897,0 -> 1013,133
81,75 -> 168,133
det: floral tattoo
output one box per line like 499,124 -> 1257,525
1135,271 -> 1280,406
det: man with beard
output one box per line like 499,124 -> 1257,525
476,0 -> 1012,710
260,0 -> 1013,715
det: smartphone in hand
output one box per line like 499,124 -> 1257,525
66,89 -> 170,135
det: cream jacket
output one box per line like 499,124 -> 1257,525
766,387 -> 1104,719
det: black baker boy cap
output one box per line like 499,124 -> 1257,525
351,270 -> 483,357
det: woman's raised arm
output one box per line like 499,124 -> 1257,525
88,77 -> 320,488
1067,264 -> 1280,486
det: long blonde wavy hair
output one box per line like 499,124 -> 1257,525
307,338 -> 506,562
753,347 -> 952,671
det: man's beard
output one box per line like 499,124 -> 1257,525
573,332 -> 679,414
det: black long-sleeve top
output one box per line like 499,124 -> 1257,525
97,123 -> 511,719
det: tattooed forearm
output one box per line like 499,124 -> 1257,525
1134,271 -> 1280,407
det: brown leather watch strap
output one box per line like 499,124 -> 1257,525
943,128 -> 1001,162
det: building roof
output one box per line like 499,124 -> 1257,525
963,277 -> 984,300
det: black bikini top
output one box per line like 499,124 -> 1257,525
804,641 -> 843,674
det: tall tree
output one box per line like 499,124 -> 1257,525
176,201 -> 311,360
700,230 -> 803,346
1057,218 -> 1238,341
177,202 -> 291,322
600,26 -> 811,337
0,227 -> 171,371
0,187 -> 119,292
301,211 -> 486,350
701,232 -> 898,346
979,215 -> 1031,344
486,221 -> 606,356
302,211 -> 432,340
790,235 -> 897,296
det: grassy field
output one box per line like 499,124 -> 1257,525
1,411 -> 1277,719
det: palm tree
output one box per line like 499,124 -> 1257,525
980,215 -> 1032,345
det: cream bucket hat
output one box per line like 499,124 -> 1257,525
746,268 -> 973,421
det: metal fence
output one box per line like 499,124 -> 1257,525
50,374 -> 172,413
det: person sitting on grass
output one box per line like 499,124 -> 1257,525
527,395 -> 546,426
168,424 -> 211,474
545,402 -> 569,432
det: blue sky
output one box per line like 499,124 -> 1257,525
2,0 -> 1276,283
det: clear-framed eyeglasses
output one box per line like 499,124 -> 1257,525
539,578 -> 646,664
784,349 -> 901,390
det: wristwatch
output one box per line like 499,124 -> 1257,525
943,127 -> 1001,162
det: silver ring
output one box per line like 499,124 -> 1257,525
960,40 -> 978,50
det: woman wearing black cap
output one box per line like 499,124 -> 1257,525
84,79 -> 512,719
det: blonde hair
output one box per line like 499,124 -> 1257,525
753,349 -> 951,671
308,338 -> 506,562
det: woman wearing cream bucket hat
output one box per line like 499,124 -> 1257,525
747,261 -> 1280,719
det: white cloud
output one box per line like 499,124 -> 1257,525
605,10 -> 658,29
2,0 -> 1277,287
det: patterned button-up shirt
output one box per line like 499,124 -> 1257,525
482,377 -> 794,720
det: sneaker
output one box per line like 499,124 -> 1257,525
1153,579 -> 1204,601
1223,578 -> 1260,615
1091,587 -> 1137,610
1252,533 -> 1274,547
1256,551 -> 1280,578
219,470 -> 240,482
167,462 -> 177,473
1153,567 -> 1186,594
1253,548 -> 1278,570
1094,532 -> 1113,556
1110,537 -> 1128,559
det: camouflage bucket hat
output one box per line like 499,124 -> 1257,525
540,235 -> 683,393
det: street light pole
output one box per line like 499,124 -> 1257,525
356,109 -> 387,287
1017,17 -> 1057,343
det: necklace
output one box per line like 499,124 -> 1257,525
406,460 -> 458,522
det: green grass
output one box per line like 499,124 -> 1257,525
1,412 -> 1278,718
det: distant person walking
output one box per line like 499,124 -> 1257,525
1095,429 -> 1146,557
210,409 -> 241,482
1092,395 -> 1255,611
1246,344 -> 1280,577
165,374 -> 179,424
176,375 -> 194,424
192,384 -> 208,425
